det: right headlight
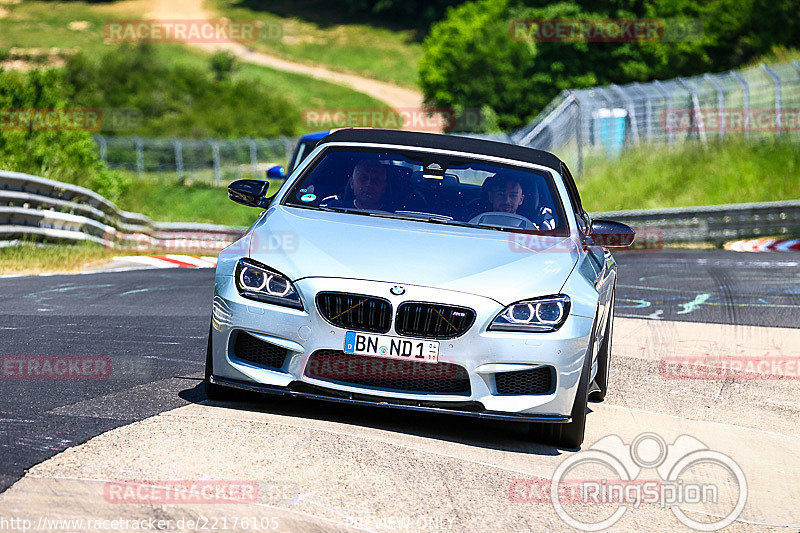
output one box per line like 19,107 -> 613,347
234,258 -> 303,309
489,295 -> 570,332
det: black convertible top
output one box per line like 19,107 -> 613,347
317,128 -> 565,172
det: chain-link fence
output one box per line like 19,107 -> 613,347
507,60 -> 800,174
95,135 -> 295,184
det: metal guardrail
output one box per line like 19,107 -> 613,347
592,200 -> 800,245
1,170 -> 798,248
0,170 -> 248,250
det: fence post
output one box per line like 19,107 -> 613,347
761,64 -> 782,135
703,74 -> 725,139
631,83 -> 652,141
730,70 -> 750,138
134,136 -> 144,177
210,140 -> 221,185
573,97 -> 583,175
95,135 -> 107,162
653,80 -> 674,145
283,137 -> 292,164
248,138 -> 259,178
173,138 -> 184,180
610,84 -> 640,144
677,77 -> 706,143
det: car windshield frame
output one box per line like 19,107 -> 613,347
280,144 -> 571,236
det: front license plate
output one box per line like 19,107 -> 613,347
344,331 -> 439,364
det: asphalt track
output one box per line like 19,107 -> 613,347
0,250 -> 798,531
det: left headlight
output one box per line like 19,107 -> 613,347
489,295 -> 570,332
234,258 -> 303,309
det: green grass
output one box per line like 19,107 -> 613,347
211,0 -> 423,88
0,241 -> 147,275
578,138 -> 800,212
0,0 -> 389,134
114,177 -> 283,226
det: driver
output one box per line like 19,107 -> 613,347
488,176 -> 525,214
327,159 -> 390,210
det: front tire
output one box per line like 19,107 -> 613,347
589,290 -> 615,402
528,311 -> 597,449
204,324 -> 238,401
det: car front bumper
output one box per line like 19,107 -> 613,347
210,274 -> 595,420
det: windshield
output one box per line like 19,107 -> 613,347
282,148 -> 568,234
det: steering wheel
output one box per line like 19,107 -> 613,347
468,211 -> 536,229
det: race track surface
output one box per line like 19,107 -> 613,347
0,251 -> 798,531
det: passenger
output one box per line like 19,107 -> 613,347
481,175 -> 556,230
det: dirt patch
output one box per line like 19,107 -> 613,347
68,20 -> 90,31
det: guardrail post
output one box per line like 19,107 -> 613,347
703,74 -> 725,139
652,80 -> 674,145
730,70 -> 750,138
761,64 -> 782,135
134,137 -> 144,177
211,140 -> 221,186
248,138 -> 259,178
173,138 -> 184,180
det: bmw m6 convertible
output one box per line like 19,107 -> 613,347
205,128 -> 634,448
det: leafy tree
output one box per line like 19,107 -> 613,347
0,69 -> 128,201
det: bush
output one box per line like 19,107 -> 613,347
63,44 -> 298,138
0,69 -> 129,202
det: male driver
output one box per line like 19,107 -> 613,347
349,159 -> 389,210
488,176 -> 525,213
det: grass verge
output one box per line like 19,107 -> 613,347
114,177 -> 282,226
0,0 -> 389,134
0,242 -> 154,275
578,138 -> 800,212
211,0 -> 423,88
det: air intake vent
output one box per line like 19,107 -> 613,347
306,350 -> 471,395
233,331 -> 287,370
495,366 -> 555,395
395,302 -> 475,339
316,292 -> 392,333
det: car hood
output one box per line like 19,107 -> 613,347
247,206 -> 579,305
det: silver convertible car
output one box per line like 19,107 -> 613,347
205,129 -> 634,448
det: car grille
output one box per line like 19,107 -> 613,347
305,350 -> 471,395
233,331 -> 287,370
495,366 -> 555,395
316,292 -> 392,333
395,302 -> 475,339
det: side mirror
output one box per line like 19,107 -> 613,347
228,179 -> 272,208
266,165 -> 286,180
588,219 -> 635,248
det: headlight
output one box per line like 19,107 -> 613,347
489,295 -> 570,332
234,258 -> 303,309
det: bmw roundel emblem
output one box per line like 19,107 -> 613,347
390,286 -> 405,296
